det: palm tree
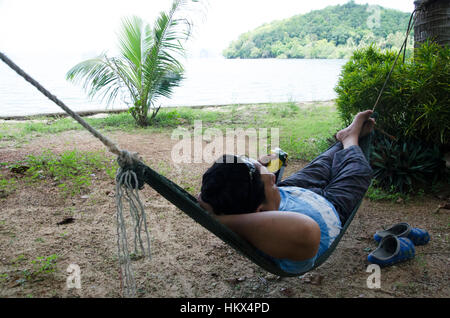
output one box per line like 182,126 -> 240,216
414,0 -> 450,49
66,0 -> 195,126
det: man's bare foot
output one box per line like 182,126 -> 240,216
360,117 -> 376,137
336,110 -> 374,148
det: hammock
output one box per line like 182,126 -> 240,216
119,133 -> 374,278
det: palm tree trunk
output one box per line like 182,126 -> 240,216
414,0 -> 450,48
414,0 -> 450,164
136,108 -> 148,127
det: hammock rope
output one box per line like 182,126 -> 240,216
372,7 -> 418,112
115,169 -> 151,297
0,52 -> 149,298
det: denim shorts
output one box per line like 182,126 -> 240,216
277,143 -> 372,224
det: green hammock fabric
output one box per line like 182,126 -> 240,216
125,132 -> 374,277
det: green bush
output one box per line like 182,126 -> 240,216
335,42 -> 449,194
335,42 -> 449,149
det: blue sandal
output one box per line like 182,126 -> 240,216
368,234 -> 415,267
374,222 -> 430,246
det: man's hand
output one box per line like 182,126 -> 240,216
258,154 -> 278,166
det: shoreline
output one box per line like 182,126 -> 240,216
0,100 -> 335,121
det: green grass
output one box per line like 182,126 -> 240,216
162,102 -> 342,160
24,149 -> 117,196
0,102 -> 344,197
0,108 -> 223,143
191,101 -> 342,160
1,149 -> 118,199
365,182 -> 409,202
2,101 -> 434,203
0,173 -> 17,198
265,103 -> 342,160
30,254 -> 59,276
1,102 -> 342,161
7,253 -> 59,283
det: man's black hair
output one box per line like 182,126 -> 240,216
200,155 -> 266,215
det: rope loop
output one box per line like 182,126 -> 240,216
116,150 -> 146,191
117,150 -> 141,169
115,166 -> 152,297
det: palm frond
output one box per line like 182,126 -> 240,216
66,0 -> 205,126
141,0 -> 193,108
66,54 -> 133,106
152,66 -> 184,101
117,16 -> 146,88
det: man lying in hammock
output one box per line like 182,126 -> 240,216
197,110 -> 375,274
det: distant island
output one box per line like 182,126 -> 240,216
223,1 -> 413,59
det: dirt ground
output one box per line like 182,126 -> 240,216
0,129 -> 449,298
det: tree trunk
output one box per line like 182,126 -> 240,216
414,0 -> 450,48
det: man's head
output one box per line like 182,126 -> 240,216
199,154 -> 280,215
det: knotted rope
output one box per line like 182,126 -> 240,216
115,167 -> 151,297
0,52 -> 150,297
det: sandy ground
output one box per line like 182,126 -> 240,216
0,129 -> 449,298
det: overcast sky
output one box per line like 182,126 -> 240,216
0,0 -> 415,59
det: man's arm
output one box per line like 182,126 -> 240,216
216,211 -> 320,261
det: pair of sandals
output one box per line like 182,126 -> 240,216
367,223 -> 430,267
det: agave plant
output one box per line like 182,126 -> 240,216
66,0 -> 196,126
371,132 -> 446,194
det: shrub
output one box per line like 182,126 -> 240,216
335,42 -> 449,150
335,42 -> 449,194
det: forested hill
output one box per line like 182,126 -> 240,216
223,1 -> 412,59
